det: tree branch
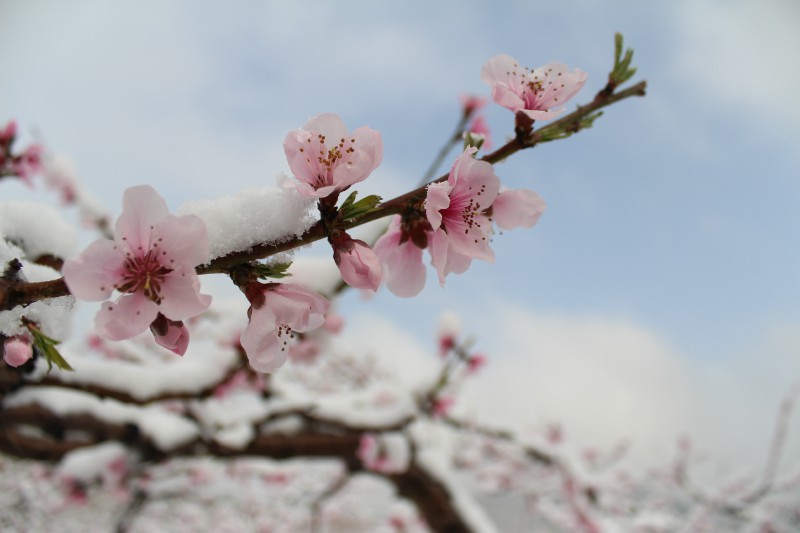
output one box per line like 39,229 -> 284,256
0,80 -> 646,312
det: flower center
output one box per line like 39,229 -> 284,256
299,133 -> 357,188
443,184 -> 487,239
276,323 -> 295,351
117,248 -> 172,303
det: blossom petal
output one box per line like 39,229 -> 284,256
271,284 -> 329,331
151,213 -> 209,268
115,185 -> 169,255
158,269 -> 212,321
240,307 -> 287,373
425,182 -> 451,231
493,188 -> 546,230
531,63 -> 587,110
480,54 -> 520,87
283,129 -> 319,186
429,229 -> 474,286
518,107 -> 565,120
63,239 -> 127,301
491,84 -> 526,112
95,292 -> 159,340
374,223 -> 426,298
305,113 -> 349,140
445,214 -> 495,262
332,126 -> 383,188
429,229 -> 450,286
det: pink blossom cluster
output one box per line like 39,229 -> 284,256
375,147 -> 546,297
284,113 -> 384,291
56,53 -> 581,374
0,120 -> 43,185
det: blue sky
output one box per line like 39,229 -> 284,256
3,0 -> 800,468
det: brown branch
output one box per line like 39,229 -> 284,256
26,362 -> 244,406
0,404 -> 476,532
1,78 -> 646,309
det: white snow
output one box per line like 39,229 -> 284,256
286,256 -> 343,295
41,153 -> 109,228
177,179 -> 316,263
213,423 -> 255,450
56,441 -> 129,482
4,387 -> 199,451
51,336 -> 239,401
0,239 -> 74,340
0,201 -> 77,260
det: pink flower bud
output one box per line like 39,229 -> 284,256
357,432 -> 410,474
432,396 -> 455,417
13,143 -> 44,182
149,314 -> 190,356
3,337 -> 33,367
0,120 -> 17,144
460,94 -> 487,114
467,354 -> 487,374
333,237 -> 382,292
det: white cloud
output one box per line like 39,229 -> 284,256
452,301 -> 800,474
672,0 -> 800,127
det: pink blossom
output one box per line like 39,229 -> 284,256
431,396 -> 455,417
467,354 -> 487,374
149,313 -> 190,356
0,120 -> 17,146
323,313 -> 344,334
426,147 -> 499,284
459,94 -> 487,114
213,369 -> 264,398
373,216 -> 428,298
42,154 -> 79,204
332,236 -> 382,291
3,336 -> 33,367
481,54 -> 587,120
357,433 -> 410,474
12,143 -> 44,183
283,113 -> 382,198
63,479 -> 88,506
491,187 -> 546,230
240,283 -> 329,373
438,334 -> 455,357
63,185 -> 211,344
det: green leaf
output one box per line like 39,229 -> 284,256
463,131 -> 486,151
537,111 -> 603,143
339,192 -> 382,220
610,33 -> 637,86
27,324 -> 73,372
339,191 -> 358,214
253,261 -> 293,280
